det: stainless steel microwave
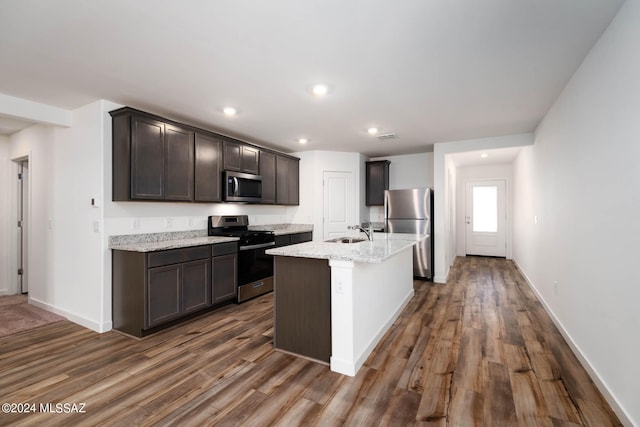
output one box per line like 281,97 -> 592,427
223,170 -> 263,203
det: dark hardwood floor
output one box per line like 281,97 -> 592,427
0,257 -> 621,426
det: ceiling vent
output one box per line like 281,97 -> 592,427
377,133 -> 397,141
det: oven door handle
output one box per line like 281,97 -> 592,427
239,241 -> 276,251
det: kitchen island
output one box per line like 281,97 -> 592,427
266,233 -> 426,376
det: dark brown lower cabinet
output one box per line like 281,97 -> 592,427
113,242 -> 237,337
182,258 -> 212,314
147,264 -> 182,328
274,231 -> 313,247
212,243 -> 238,305
273,256 -> 331,363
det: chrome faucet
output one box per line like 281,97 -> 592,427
348,223 -> 373,241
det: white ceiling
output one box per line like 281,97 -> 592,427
0,0 -> 623,156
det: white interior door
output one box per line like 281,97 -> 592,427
323,171 -> 354,241
465,180 -> 506,257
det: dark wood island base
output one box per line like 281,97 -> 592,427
273,256 -> 332,363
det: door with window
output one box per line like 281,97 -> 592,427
465,180 -> 506,257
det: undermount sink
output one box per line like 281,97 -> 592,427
326,237 -> 368,244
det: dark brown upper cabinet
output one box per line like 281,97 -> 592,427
194,132 -> 222,202
111,106 -> 299,204
276,155 -> 299,205
223,141 -> 260,175
112,108 -> 194,201
260,151 -> 277,204
366,160 -> 390,206
164,124 -> 195,201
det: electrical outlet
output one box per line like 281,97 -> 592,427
336,279 -> 344,294
165,218 -> 173,229
534,215 -> 538,225
553,281 -> 559,294
132,219 -> 140,230
93,221 -> 101,233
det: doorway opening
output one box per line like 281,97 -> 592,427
16,159 -> 29,294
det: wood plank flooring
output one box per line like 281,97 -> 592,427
0,257 -> 621,426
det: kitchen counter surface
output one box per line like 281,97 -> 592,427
266,232 -> 425,264
108,230 -> 238,252
248,223 -> 313,236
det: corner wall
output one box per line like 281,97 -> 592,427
512,1 -> 640,423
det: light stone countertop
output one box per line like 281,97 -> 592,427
108,230 -> 238,252
248,223 -> 314,236
265,232 -> 426,264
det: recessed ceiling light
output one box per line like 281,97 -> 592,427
312,84 -> 329,97
223,107 -> 237,116
297,138 -> 308,145
367,127 -> 379,135
480,153 -> 489,158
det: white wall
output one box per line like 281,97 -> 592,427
7,105 -> 106,330
455,163 -> 513,258
368,152 -> 434,222
291,150 -> 364,240
0,136 -> 11,294
433,133 -> 533,283
512,1 -> 639,424
8,125 -> 56,311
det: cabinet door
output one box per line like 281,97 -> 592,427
165,124 -> 195,201
147,264 -> 181,328
241,146 -> 260,174
276,156 -> 300,205
131,116 -> 165,200
288,158 -> 299,205
182,258 -> 211,314
195,133 -> 222,202
260,151 -> 276,204
276,155 -> 289,205
212,253 -> 237,305
290,232 -> 312,244
223,141 -> 242,171
366,161 -> 390,206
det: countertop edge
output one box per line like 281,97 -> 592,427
109,236 -> 239,252
266,234 -> 424,264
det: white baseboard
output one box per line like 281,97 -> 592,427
28,297 -> 112,333
511,259 -> 633,427
0,289 -> 13,296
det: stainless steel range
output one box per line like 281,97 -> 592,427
208,215 -> 275,303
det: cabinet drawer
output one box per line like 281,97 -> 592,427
148,245 -> 210,268
290,232 -> 312,244
274,235 -> 291,247
212,242 -> 238,257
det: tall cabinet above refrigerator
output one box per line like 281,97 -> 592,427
384,188 -> 434,280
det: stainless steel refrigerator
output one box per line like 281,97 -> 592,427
384,188 -> 434,280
